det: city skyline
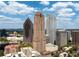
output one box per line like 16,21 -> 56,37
0,1 -> 79,29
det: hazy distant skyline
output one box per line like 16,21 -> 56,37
0,1 -> 79,29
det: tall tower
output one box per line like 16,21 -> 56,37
23,18 -> 33,44
33,12 -> 46,54
46,14 -> 57,44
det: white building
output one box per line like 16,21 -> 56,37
4,47 -> 41,57
7,37 -> 23,42
46,43 -> 58,52
46,14 -> 57,44
21,47 -> 41,57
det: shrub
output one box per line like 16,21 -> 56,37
0,38 -> 9,43
0,50 -> 4,56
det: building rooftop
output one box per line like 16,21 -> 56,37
46,43 -> 58,52
21,47 -> 41,57
57,29 -> 66,32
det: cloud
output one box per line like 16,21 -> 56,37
0,1 -> 7,8
0,1 -> 79,29
43,2 -> 74,12
43,7 -> 54,12
43,2 -> 74,11
51,2 -> 79,29
43,2 -> 79,29
40,1 -> 50,6
52,2 -> 79,11
74,3 -> 79,11
0,15 -> 24,29
0,15 -> 24,23
57,8 -> 76,17
43,2 -> 76,17
56,15 -> 79,29
52,2 -> 73,10
0,1 -> 37,15
0,1 -> 37,29
56,17 -> 75,29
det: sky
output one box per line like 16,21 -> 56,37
0,1 -> 79,29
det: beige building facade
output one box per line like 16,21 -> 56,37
33,12 -> 46,54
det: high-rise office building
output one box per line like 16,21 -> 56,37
46,14 -> 57,44
56,29 -> 67,49
71,30 -> 79,48
23,18 -> 33,44
33,12 -> 46,54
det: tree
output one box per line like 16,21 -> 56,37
0,50 -> 4,56
19,41 -> 32,48
0,38 -> 9,43
1,29 -> 8,37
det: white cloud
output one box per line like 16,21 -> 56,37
43,2 -> 78,29
0,15 -> 24,29
74,3 -> 79,11
0,1 -> 36,29
45,2 -> 74,11
43,2 -> 74,12
52,2 -> 73,10
0,1 -> 7,8
57,8 -> 75,17
53,2 -> 79,11
0,15 -> 24,23
43,7 -> 54,12
43,2 -> 76,17
56,17 -> 76,29
56,15 -> 79,29
58,8 -> 73,13
40,1 -> 50,6
0,1 -> 37,15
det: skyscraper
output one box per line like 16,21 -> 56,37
33,12 -> 46,54
56,29 -> 67,49
46,14 -> 57,44
23,18 -> 33,44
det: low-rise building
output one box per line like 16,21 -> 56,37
7,37 -> 23,42
4,44 -> 20,55
46,43 -> 58,52
21,47 -> 41,57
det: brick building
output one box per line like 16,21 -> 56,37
4,44 -> 20,55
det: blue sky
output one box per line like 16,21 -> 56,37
0,1 -> 79,29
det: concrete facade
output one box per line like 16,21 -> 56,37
56,30 -> 67,48
46,14 -> 56,44
33,12 -> 46,54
